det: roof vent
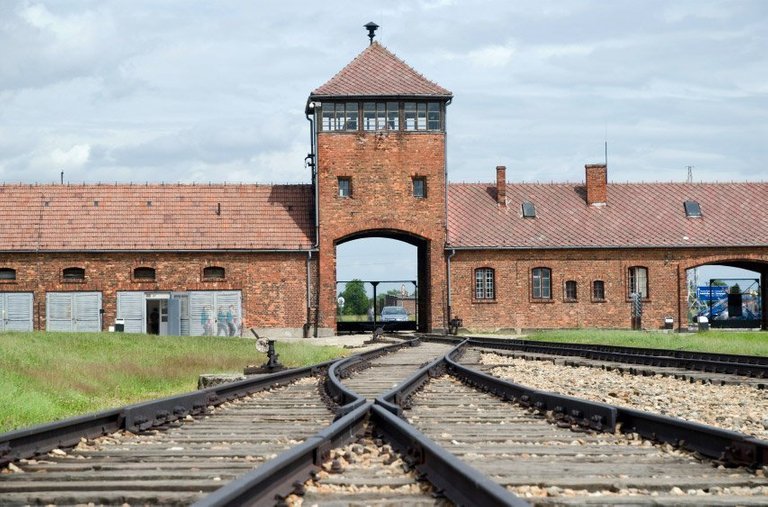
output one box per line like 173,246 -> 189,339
684,200 -> 701,218
522,201 -> 536,218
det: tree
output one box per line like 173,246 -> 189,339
730,283 -> 742,295
340,279 -> 369,316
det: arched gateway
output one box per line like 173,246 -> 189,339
306,41 -> 452,335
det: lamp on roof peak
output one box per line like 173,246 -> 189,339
364,22 -> 379,45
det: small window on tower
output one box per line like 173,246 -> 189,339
413,177 -> 426,198
387,102 -> 399,130
404,102 -> 417,130
427,102 -> 441,130
338,177 -> 351,198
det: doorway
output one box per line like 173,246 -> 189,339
145,297 -> 168,335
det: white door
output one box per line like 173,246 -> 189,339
116,291 -> 146,333
189,291 -> 242,336
0,293 -> 34,332
46,292 -> 102,332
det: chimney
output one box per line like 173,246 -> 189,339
496,165 -> 506,206
585,163 -> 607,206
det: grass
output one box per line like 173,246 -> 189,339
519,329 -> 768,357
0,331 -> 347,433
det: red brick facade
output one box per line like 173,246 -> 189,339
316,131 -> 447,333
448,247 -> 768,332
0,252 -> 310,332
2,42 -> 767,336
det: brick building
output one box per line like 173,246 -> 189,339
1,40 -> 767,335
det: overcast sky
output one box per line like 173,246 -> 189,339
2,1 -> 766,282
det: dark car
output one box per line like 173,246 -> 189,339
380,306 -> 409,322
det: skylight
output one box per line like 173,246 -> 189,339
684,200 -> 701,218
522,201 -> 536,218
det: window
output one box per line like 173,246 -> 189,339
363,102 -> 387,130
532,267 -> 551,300
203,266 -> 226,280
413,177 -> 426,198
0,268 -> 16,281
404,102 -> 430,130
321,102 -> 358,131
387,101 -> 399,130
522,201 -> 536,218
628,266 -> 649,298
62,267 -> 85,281
564,280 -> 577,301
338,177 -> 351,198
592,280 -> 606,301
133,267 -> 156,281
684,200 -> 702,218
475,268 -> 495,300
404,102 -> 417,130
427,102 -> 441,130
417,103 -> 427,129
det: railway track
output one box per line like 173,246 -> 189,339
425,334 -> 768,386
2,335 -> 768,505
0,377 -> 334,505
406,375 -> 768,504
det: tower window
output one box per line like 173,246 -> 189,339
427,102 -> 441,130
363,102 -> 387,130
413,177 -> 426,198
404,102 -> 430,130
387,102 -> 399,130
338,177 -> 351,198
321,102 -> 359,131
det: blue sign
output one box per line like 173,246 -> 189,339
697,286 -> 728,300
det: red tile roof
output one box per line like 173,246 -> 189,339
448,182 -> 768,249
310,42 -> 452,99
0,184 -> 314,251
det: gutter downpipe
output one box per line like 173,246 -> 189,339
306,101 -> 319,337
443,97 -> 453,333
305,250 -> 312,338
446,248 -> 456,335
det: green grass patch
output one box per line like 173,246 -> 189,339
0,331 -> 347,433
521,329 -> 768,357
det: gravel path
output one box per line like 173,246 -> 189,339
479,352 -> 768,441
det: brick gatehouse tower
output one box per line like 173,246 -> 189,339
307,39 -> 453,334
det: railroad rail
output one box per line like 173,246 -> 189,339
422,333 -> 768,386
2,336 -> 768,505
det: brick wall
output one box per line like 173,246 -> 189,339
316,131 -> 448,332
448,247 -> 768,331
0,251 -> 309,331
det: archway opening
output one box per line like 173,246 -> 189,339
686,262 -> 765,330
335,233 -> 425,333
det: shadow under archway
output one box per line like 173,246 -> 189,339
335,229 -> 430,333
687,259 -> 768,331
